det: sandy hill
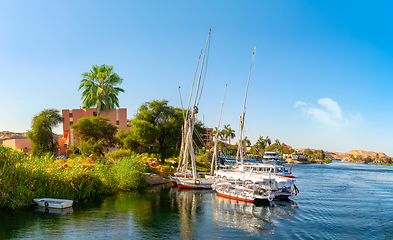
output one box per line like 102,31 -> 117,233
0,131 -> 62,145
296,148 -> 388,161
0,131 -> 28,145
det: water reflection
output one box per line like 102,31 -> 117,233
170,188 -> 216,239
170,187 -> 298,238
34,207 -> 74,215
212,195 -> 297,236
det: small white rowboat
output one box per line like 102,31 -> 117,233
33,198 -> 73,209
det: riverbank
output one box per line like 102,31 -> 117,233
0,145 -> 157,209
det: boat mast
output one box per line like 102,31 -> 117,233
211,84 -> 227,174
236,45 -> 256,165
179,50 -> 203,173
182,28 -> 211,180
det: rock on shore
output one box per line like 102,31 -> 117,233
144,173 -> 167,185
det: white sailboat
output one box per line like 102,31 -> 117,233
172,28 -> 215,189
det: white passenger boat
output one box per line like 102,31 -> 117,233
33,198 -> 73,209
212,178 -> 274,203
214,163 -> 296,199
212,46 -> 277,203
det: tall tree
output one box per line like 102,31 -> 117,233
79,64 -> 124,116
223,124 -> 236,145
210,127 -> 223,141
71,116 -> 118,156
118,100 -> 206,163
242,136 -> 251,147
27,109 -> 63,156
265,136 -> 271,146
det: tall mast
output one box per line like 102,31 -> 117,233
211,84 -> 227,174
236,45 -> 256,165
182,28 -> 211,180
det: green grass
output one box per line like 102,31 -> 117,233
0,146 -> 150,209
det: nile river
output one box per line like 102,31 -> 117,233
2,161 -> 393,239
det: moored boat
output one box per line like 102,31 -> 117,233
175,28 -> 212,190
33,198 -> 73,209
176,177 -> 215,190
213,178 -> 274,203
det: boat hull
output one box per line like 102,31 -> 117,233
215,189 -> 273,203
176,178 -> 214,190
33,198 -> 73,209
169,176 -> 178,187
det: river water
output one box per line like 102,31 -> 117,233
2,160 -> 393,239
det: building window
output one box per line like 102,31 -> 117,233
69,113 -> 73,118
116,120 -> 119,125
93,112 -> 97,116
70,121 -> 73,126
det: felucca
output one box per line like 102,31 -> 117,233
171,28 -> 215,189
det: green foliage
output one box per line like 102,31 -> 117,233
242,136 -> 251,147
0,145 -> 151,209
303,148 -> 325,160
106,148 -> 134,161
222,124 -> 236,144
118,100 -> 206,163
266,143 -> 295,154
303,148 -> 314,157
111,155 -> 150,190
79,64 -> 125,116
226,144 -> 238,156
195,151 -> 212,172
71,116 -> 118,156
26,109 -> 63,156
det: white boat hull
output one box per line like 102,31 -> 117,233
176,177 -> 215,189
213,182 -> 274,203
33,198 -> 73,209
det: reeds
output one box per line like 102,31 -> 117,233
0,146 -> 149,209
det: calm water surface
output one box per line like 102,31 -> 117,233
2,161 -> 393,239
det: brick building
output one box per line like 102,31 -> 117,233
62,108 -> 130,147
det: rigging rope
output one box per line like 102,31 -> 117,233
193,128 -> 207,148
197,31 -> 211,107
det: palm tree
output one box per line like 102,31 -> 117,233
242,136 -> 251,147
210,127 -> 223,141
275,139 -> 280,145
265,136 -> 271,146
256,135 -> 266,155
223,124 -> 236,145
79,64 -> 125,116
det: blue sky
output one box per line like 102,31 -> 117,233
1,1 -> 393,155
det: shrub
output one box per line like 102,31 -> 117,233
106,149 -> 134,161
0,146 -> 152,209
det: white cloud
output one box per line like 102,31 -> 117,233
295,98 -> 362,128
294,101 -> 307,108
317,98 -> 342,120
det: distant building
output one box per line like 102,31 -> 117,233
201,128 -> 213,143
3,138 -> 67,156
282,153 -> 308,160
62,108 -> 130,147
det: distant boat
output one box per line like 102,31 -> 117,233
33,198 -> 73,209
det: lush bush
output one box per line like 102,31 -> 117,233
0,145 -> 150,209
105,148 -> 134,161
